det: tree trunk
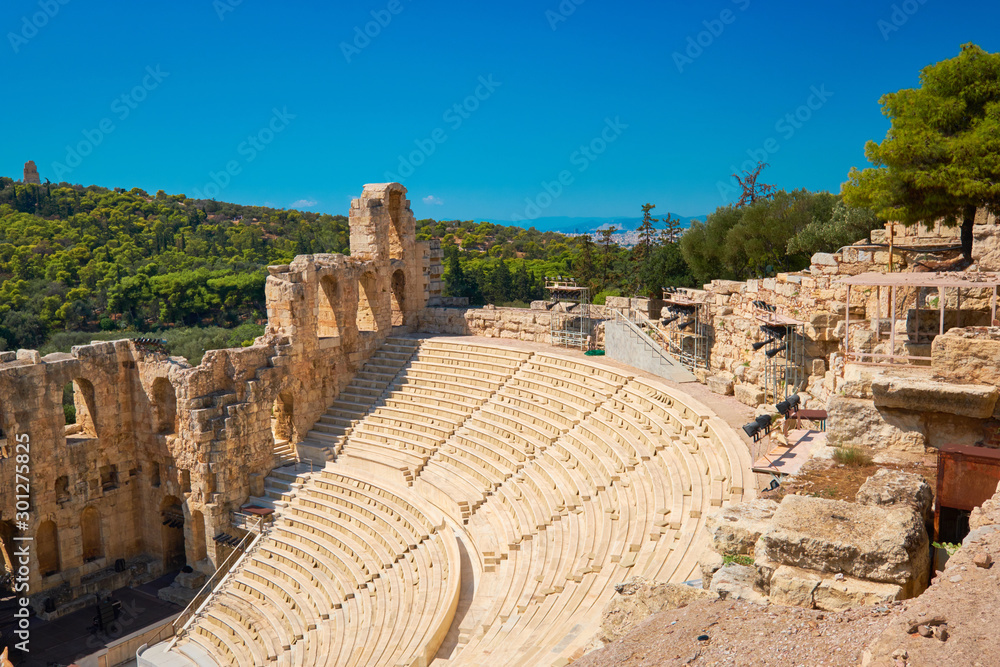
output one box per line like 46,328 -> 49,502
961,205 -> 977,261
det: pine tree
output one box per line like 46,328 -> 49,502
661,213 -> 683,244
575,234 -> 596,291
597,226 -> 618,287
634,203 -> 660,293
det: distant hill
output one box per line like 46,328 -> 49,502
481,215 -> 707,234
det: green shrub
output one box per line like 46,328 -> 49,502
722,554 -> 754,566
592,289 -> 621,305
932,541 -> 960,556
832,447 -> 873,467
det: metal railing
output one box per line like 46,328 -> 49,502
610,307 -> 689,373
166,515 -> 267,650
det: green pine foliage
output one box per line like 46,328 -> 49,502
0,179 -> 349,351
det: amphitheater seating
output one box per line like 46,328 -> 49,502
156,336 -> 754,667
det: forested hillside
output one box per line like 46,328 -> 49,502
0,179 -> 349,353
0,175 -> 878,357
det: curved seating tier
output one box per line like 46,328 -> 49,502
155,337 -> 753,667
172,467 -> 461,667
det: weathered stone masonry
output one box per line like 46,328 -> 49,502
0,183 -> 430,613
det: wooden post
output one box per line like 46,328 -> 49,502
890,285 -> 897,359
939,286 -> 945,336
888,223 -> 894,272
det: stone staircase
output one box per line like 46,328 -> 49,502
295,337 -> 420,465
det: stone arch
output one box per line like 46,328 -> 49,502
357,271 -> 380,334
391,269 -> 406,327
189,509 -> 207,563
317,275 -> 343,339
160,496 -> 186,570
81,506 -> 103,562
37,520 -> 60,576
272,392 -> 296,443
152,377 -> 177,435
64,378 -> 97,437
387,189 -> 405,260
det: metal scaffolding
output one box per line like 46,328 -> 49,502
839,271 -> 1000,366
660,296 -> 710,371
754,302 -> 807,402
546,278 -> 592,350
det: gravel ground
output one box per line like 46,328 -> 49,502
573,598 -> 900,667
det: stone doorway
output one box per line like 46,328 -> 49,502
160,496 -> 186,570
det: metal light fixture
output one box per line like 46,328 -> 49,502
678,319 -> 694,330
742,422 -> 760,440
766,344 -> 788,358
752,339 -> 773,351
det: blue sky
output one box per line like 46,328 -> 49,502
2,0 -> 998,223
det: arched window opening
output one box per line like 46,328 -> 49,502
152,378 -> 177,435
160,496 -> 186,570
390,269 -> 406,327
357,272 -> 380,333
318,275 -> 343,339
81,506 -> 103,562
387,190 -> 405,260
64,378 -> 98,438
37,520 -> 60,576
190,510 -> 207,563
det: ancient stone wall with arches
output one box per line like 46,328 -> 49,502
0,183 -> 431,614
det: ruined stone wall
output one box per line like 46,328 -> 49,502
0,183 -> 427,611
672,217 -> 1000,410
417,302 -> 607,348
827,327 -> 1000,457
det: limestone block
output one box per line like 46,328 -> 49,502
856,468 -> 934,526
599,578 -> 716,643
971,224 -> 1000,271
710,564 -> 767,603
699,549 -> 724,589
769,565 -> 822,608
760,495 -> 929,594
705,499 -> 779,555
734,384 -> 765,407
707,374 -> 734,396
826,396 -> 926,453
871,376 -> 998,419
813,576 -> 903,611
932,328 -> 1000,385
